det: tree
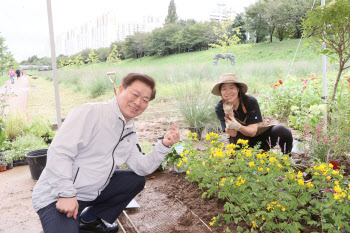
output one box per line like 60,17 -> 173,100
86,50 -> 100,66
107,45 -> 122,65
302,0 -> 350,101
209,18 -> 241,54
96,47 -> 110,62
0,35 -> 16,75
165,0 -> 178,24
73,53 -> 84,67
245,2 -> 268,43
232,13 -> 247,43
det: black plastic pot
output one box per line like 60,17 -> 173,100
6,161 -> 13,170
25,149 -> 48,180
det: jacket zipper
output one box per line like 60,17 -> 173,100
73,167 -> 80,183
98,118 -> 135,195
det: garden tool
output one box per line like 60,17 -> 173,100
107,72 -> 117,96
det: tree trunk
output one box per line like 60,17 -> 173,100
331,64 -> 344,101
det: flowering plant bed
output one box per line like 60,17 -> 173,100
177,131 -> 350,232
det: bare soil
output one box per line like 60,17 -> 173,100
1,78 -> 350,233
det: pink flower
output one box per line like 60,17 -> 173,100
301,79 -> 308,84
0,123 -> 2,126
347,78 -> 350,83
303,86 -> 307,90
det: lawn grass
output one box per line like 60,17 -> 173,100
0,74 -> 9,86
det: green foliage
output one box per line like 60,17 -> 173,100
27,117 -> 56,143
174,80 -> 219,128
73,53 -> 84,67
107,45 -> 122,65
209,18 -> 242,53
86,50 -> 100,66
5,134 -> 48,161
4,111 -> 28,141
178,131 -> 350,232
259,72 -> 350,161
165,0 -> 178,25
0,119 -> 8,151
302,0 -> 350,100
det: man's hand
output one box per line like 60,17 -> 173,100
162,124 -> 180,147
225,117 -> 242,131
56,197 -> 79,219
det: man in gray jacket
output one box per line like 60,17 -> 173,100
32,73 -> 180,233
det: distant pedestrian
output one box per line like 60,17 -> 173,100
15,69 -> 21,80
21,71 -> 24,76
8,68 -> 15,84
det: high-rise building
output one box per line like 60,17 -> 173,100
56,13 -> 164,56
209,2 -> 235,22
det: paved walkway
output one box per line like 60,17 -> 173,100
1,75 -> 30,116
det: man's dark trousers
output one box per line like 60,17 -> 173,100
37,170 -> 146,233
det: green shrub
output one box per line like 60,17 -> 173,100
6,134 -> 48,161
178,131 -> 350,232
4,111 -> 28,141
28,117 -> 56,143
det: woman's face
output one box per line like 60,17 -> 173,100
220,83 -> 239,103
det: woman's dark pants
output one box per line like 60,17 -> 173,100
229,125 -> 293,155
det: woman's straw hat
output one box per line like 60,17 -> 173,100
211,73 -> 248,96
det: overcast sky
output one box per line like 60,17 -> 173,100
0,0 -> 256,62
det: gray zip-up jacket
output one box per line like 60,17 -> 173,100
32,98 -> 171,212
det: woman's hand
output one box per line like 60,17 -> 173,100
225,117 -> 242,131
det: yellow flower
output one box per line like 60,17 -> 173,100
334,193 -> 340,200
262,216 -> 266,220
272,201 -> 277,205
327,176 -> 331,180
269,157 -> 277,163
334,181 -> 339,185
202,162 -> 206,166
206,134 -> 211,141
187,131 -> 191,137
252,221 -> 257,228
180,152 -> 184,157
314,172 -> 320,175
241,179 -> 246,184
277,164 -> 282,169
348,195 -> 350,201
238,175 -> 242,180
220,183 -> 224,186
260,159 -> 265,164
241,158 -> 245,161
332,170 -> 339,175
182,157 -> 187,163
209,222 -> 214,226
177,161 -> 182,167
186,170 -> 190,175
266,205 -> 272,211
184,150 -> 189,154
283,156 -> 288,160
334,185 -> 342,193
281,207 -> 286,212
211,216 -> 216,220
298,179 -> 304,186
249,162 -> 255,167
258,167 -> 263,172
230,179 -> 233,182
257,153 -> 262,159
267,168 -> 270,173
297,171 -> 303,178
236,182 -> 241,187
221,178 -> 226,182
307,182 -> 314,188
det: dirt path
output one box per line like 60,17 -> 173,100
1,75 -> 30,116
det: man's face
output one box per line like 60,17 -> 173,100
117,80 -> 152,122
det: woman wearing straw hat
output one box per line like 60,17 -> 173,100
212,73 -> 293,154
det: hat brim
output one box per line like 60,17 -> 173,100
211,81 -> 248,96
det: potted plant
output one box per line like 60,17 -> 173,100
27,117 -> 56,144
161,143 -> 186,172
4,152 -> 13,170
0,160 -> 7,172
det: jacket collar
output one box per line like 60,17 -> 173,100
109,98 -> 134,130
